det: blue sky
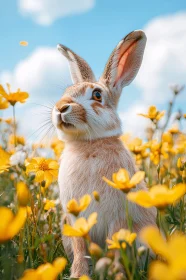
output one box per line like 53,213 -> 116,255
0,0 -> 186,137
1,0 -> 186,72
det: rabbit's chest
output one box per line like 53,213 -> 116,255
58,144 -> 129,211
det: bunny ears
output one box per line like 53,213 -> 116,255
100,30 -> 146,91
58,30 -> 146,94
57,44 -> 96,84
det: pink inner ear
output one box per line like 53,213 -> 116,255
113,40 -> 138,87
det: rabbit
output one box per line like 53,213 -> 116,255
52,30 -> 156,278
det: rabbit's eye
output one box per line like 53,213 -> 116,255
92,90 -> 102,102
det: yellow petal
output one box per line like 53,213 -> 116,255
67,199 -> 79,214
44,171 -> 53,187
26,163 -> 38,174
74,217 -> 89,232
48,160 -> 59,170
170,183 -> 186,202
140,226 -> 168,258
148,105 -> 157,117
20,41 -> 28,46
37,263 -> 55,280
20,269 -> 40,280
130,171 -> 145,186
0,85 -> 8,98
127,190 -> 152,208
63,224 -> 82,237
87,212 -> 97,228
35,170 -> 45,182
52,257 -> 67,274
116,169 -> 130,184
79,276 -> 91,280
79,194 -> 91,211
156,111 -> 165,120
138,113 -> 150,118
149,261 -> 174,280
0,207 -> 14,241
7,207 -> 27,239
102,176 -> 117,188
17,182 -> 30,206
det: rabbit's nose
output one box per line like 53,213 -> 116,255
60,104 -> 72,114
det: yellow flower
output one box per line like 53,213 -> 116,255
21,257 -> 67,280
89,242 -> 102,257
79,276 -> 91,280
120,133 -> 131,146
44,199 -> 56,211
92,191 -> 100,202
103,168 -> 145,193
0,207 -> 27,243
63,212 -> 97,238
106,229 -> 137,250
127,184 -> 186,209
50,138 -> 65,158
138,105 -> 165,121
67,194 -> 91,216
140,226 -> 186,280
0,95 -> 9,109
26,206 -> 32,217
25,157 -> 59,188
177,157 -> 185,170
4,118 -> 13,124
127,138 -> 149,164
20,41 -> 28,46
16,182 -> 30,206
9,135 -> 25,146
168,125 -> 180,134
0,147 -> 10,173
32,143 -> 46,149
150,140 -> 169,165
0,84 -> 29,106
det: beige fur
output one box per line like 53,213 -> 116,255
52,30 -> 156,278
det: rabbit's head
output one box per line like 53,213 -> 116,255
52,30 -> 146,141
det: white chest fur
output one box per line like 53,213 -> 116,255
58,137 -> 156,244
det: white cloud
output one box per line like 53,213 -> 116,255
18,0 -> 95,25
0,47 -> 71,140
119,103 -> 151,138
0,47 -> 72,102
135,12 -> 186,103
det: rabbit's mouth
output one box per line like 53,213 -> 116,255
62,121 -> 75,129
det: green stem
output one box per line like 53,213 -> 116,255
26,221 -> 34,267
158,210 -> 168,239
180,195 -> 185,232
161,94 -> 176,135
120,248 -> 132,280
125,199 -> 132,231
12,105 -> 17,147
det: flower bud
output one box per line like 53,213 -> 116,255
17,182 -> 30,206
115,272 -> 125,280
92,191 -> 100,202
41,180 -> 46,187
89,242 -> 102,258
137,246 -> 146,256
95,257 -> 112,274
29,174 -> 35,182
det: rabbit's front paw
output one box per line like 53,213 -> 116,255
71,257 -> 89,278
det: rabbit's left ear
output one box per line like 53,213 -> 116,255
99,30 -> 146,93
57,44 -> 96,84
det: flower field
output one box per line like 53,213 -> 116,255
0,83 -> 186,280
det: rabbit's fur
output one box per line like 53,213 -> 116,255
52,30 -> 156,277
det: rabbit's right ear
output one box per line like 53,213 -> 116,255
57,44 -> 96,84
99,30 -> 146,95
